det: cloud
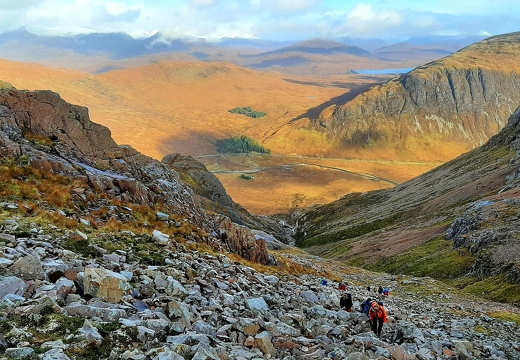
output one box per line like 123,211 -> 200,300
340,3 -> 403,37
0,0 -> 40,10
0,0 -> 518,42
276,0 -> 319,12
191,0 -> 215,7
91,4 -> 141,23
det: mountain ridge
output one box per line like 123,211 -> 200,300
312,31 -> 520,161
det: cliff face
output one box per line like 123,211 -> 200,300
295,105 -> 520,286
316,32 -> 520,161
0,88 -> 274,264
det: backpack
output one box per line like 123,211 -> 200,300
362,299 -> 372,314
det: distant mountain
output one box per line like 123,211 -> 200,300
407,34 -> 489,52
216,37 -> 295,50
232,39 -> 384,75
0,29 -> 458,76
311,32 -> 520,161
0,28 -> 204,60
337,37 -> 389,52
248,39 -> 374,58
0,28 -> 39,45
295,104 -> 520,300
373,42 -> 452,62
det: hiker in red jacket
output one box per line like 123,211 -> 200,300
369,301 -> 388,337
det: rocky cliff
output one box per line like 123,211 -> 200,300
295,104 -> 520,293
0,88 -> 274,265
315,32 -> 520,161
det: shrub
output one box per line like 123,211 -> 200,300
229,106 -> 266,118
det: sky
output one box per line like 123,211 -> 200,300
0,0 -> 517,42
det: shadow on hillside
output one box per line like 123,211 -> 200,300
289,81 -> 380,121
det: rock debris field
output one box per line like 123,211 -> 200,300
0,217 -> 519,360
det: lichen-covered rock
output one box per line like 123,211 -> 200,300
83,267 -> 130,303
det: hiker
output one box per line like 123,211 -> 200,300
366,286 -> 371,292
340,293 -> 353,312
361,297 -> 374,328
378,285 -> 383,295
338,281 -> 346,291
360,297 -> 372,316
382,288 -> 389,297
369,301 -> 388,337
320,278 -> 328,286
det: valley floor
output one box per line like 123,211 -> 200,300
198,153 -> 442,215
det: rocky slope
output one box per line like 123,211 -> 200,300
0,76 -> 519,360
295,104 -> 520,293
314,32 -> 520,161
0,217 -> 519,359
0,87 -> 277,265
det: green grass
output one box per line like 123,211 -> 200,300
297,212 -> 407,248
487,310 -> 520,325
367,237 -> 474,279
460,276 -> 520,305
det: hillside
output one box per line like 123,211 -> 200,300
2,57 -> 433,216
1,217 -> 519,359
294,105 -> 520,304
313,32 -> 520,161
0,88 -> 518,356
0,58 -> 358,159
0,61 -> 358,159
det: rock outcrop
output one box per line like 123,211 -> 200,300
0,88 -> 274,264
314,32 -> 520,161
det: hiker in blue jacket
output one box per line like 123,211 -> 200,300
361,297 -> 374,326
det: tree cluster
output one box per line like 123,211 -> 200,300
216,135 -> 271,154
228,106 -> 267,118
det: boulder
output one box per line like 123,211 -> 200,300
83,267 -> 130,303
255,331 -> 276,356
11,256 -> 44,280
0,276 -> 27,298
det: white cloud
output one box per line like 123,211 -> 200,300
191,0 -> 214,7
0,0 -> 40,10
277,0 -> 318,12
340,3 -> 403,38
0,0 -> 518,42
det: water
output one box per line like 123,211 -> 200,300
353,67 -> 414,75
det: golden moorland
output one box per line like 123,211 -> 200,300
0,57 -> 442,214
